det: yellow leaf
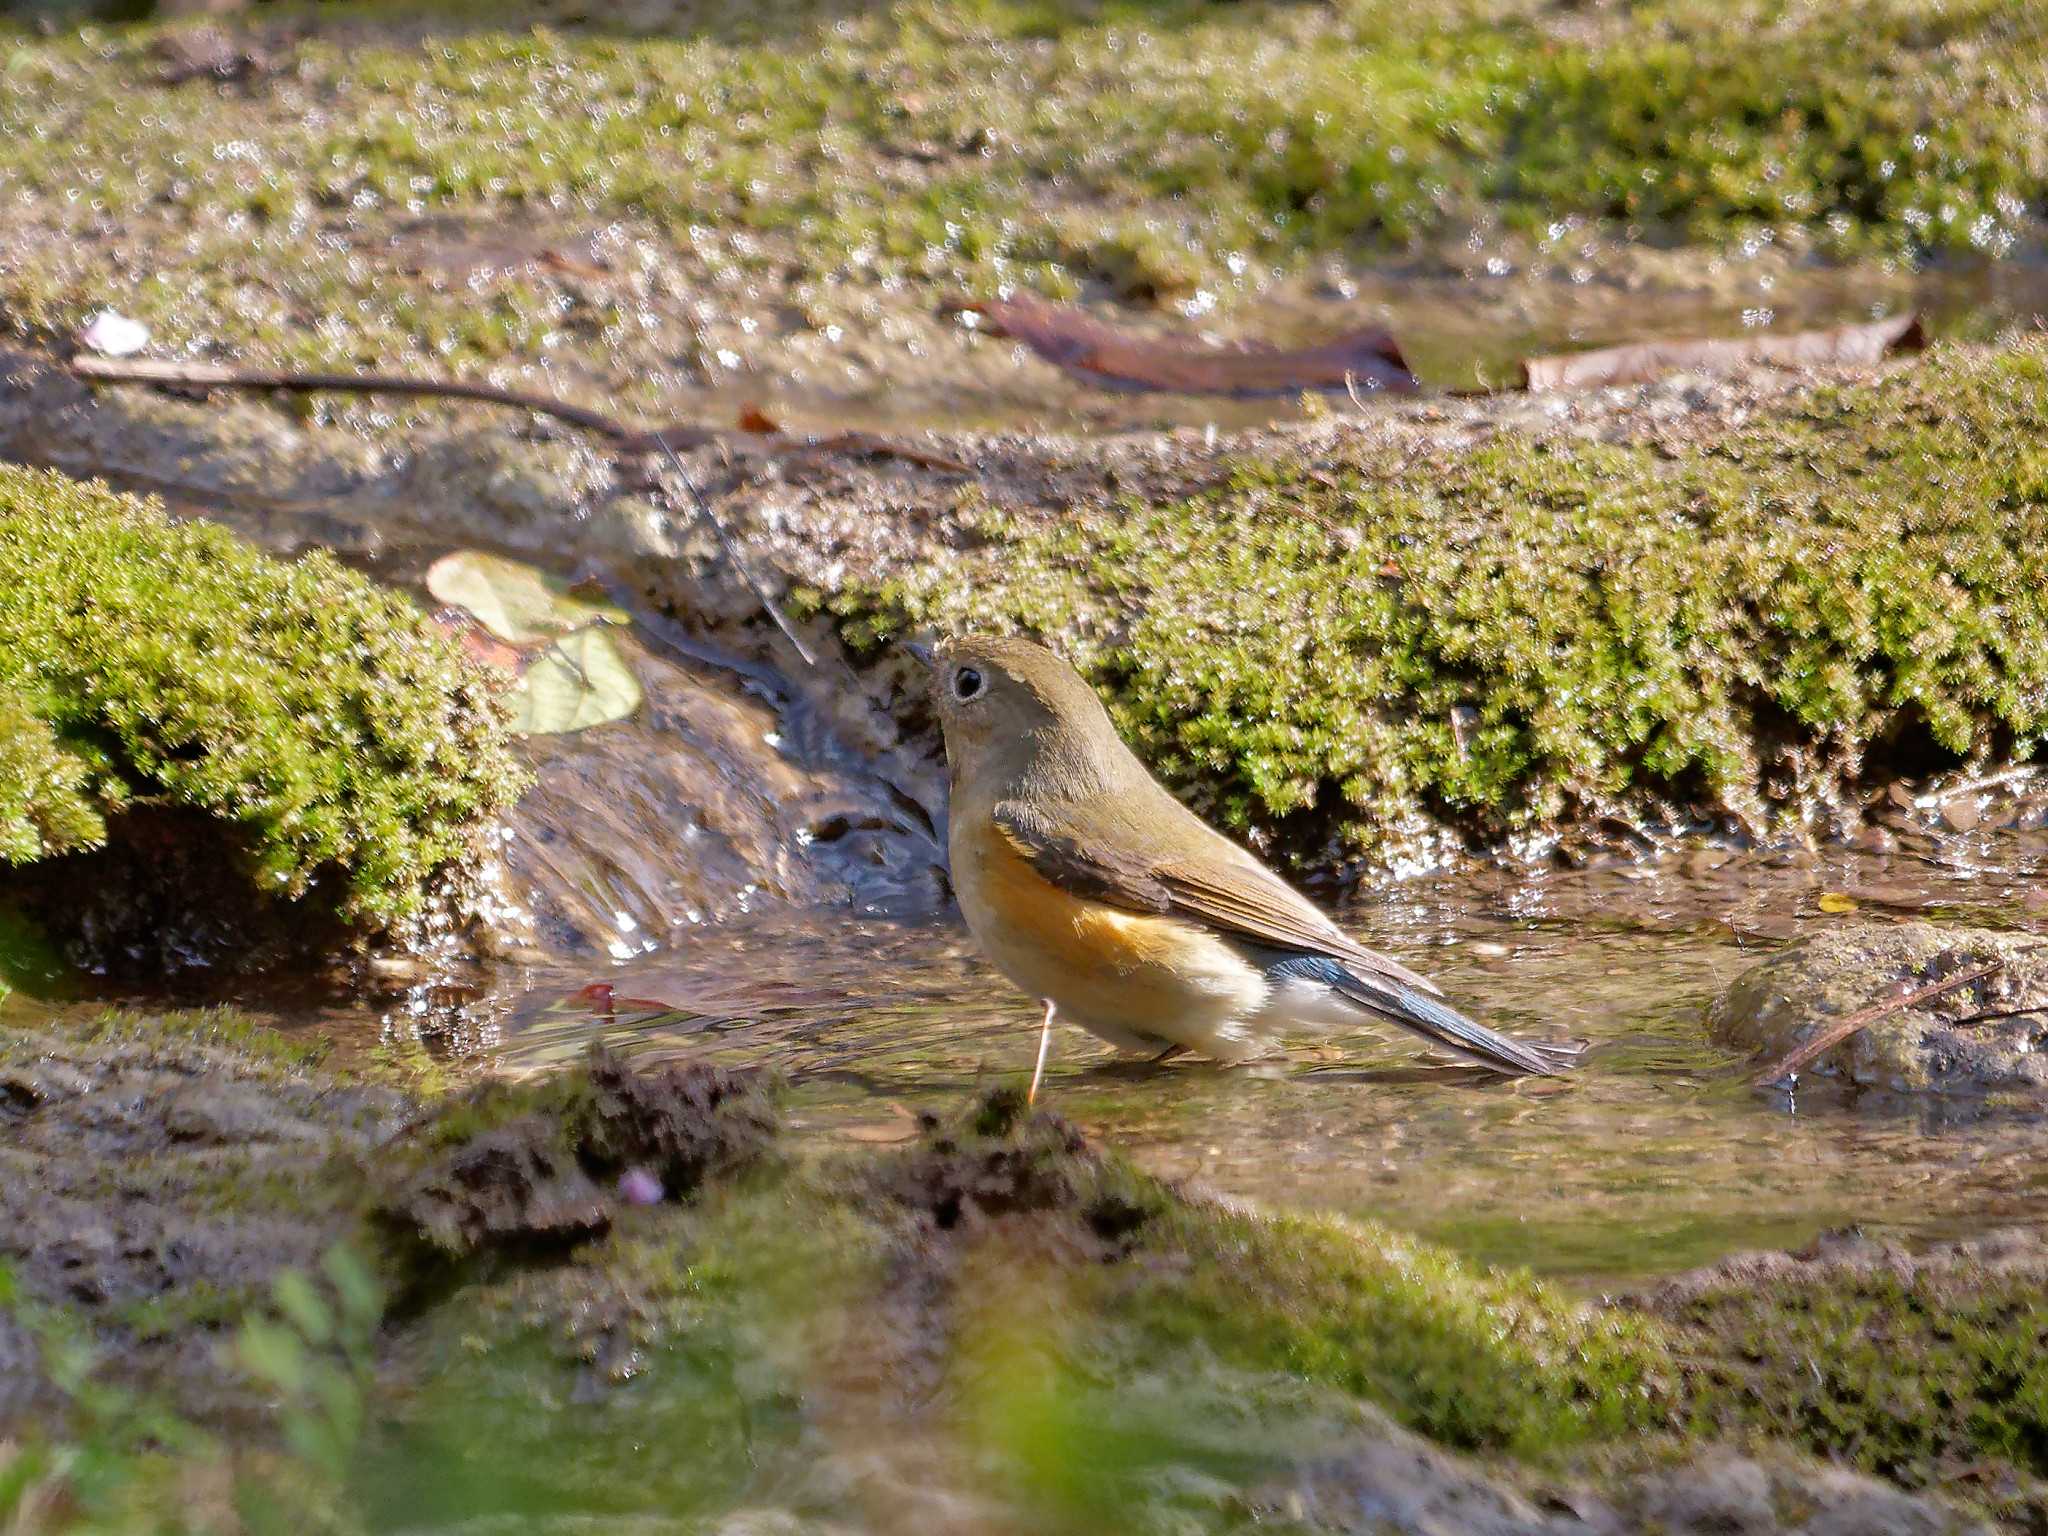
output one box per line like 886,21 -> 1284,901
1817,891 -> 1859,914
509,627 -> 642,735
425,551 -> 628,645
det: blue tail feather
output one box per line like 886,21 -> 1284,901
1267,953 -> 1576,1076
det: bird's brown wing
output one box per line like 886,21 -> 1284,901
990,799 -> 1444,998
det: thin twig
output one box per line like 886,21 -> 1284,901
65,352 -> 986,671
653,435 -> 818,669
67,353 -> 963,473
69,353 -> 636,438
1753,960 -> 2002,1086
1947,1005 -> 2048,1029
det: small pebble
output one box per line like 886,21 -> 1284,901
617,1167 -> 664,1205
80,310 -> 149,357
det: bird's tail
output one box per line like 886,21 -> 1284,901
1333,966 -> 1580,1076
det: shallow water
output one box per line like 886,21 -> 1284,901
359,818 -> 2039,1292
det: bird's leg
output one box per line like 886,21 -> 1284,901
1147,1042 -> 1188,1065
1027,998 -> 1056,1107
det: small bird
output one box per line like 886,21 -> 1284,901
923,635 -> 1577,1097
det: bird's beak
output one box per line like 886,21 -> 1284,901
901,637 -> 937,670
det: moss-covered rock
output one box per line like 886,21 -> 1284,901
0,465 -> 525,957
1637,1227 -> 2048,1524
817,343 -> 2048,873
1707,922 -> 2048,1093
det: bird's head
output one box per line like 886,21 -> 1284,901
914,634 -> 1126,800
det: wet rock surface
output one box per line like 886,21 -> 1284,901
1259,1438 -> 1991,1536
0,1015 -> 406,1414
1708,922 -> 2048,1092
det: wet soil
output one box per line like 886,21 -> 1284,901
0,1015 -> 408,1419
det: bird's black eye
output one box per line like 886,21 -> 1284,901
952,665 -> 985,701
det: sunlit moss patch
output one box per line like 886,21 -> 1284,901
0,465 -> 524,931
818,343 -> 2048,870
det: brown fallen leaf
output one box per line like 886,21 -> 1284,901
953,293 -> 1418,397
736,405 -> 781,434
1518,313 -> 1924,392
534,248 -> 613,282
432,611 -> 523,672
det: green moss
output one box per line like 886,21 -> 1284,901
0,465 -> 524,928
80,1008 -> 332,1076
1113,1203 -> 1665,1456
1664,1263 -> 2048,1497
821,342 -> 2048,868
111,1279 -> 258,1342
0,0 -> 2038,392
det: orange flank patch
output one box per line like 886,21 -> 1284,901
955,815 -> 1263,1040
970,823 -> 1187,973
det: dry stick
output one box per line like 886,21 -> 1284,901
70,353 -> 638,439
1752,960 -> 2002,1086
